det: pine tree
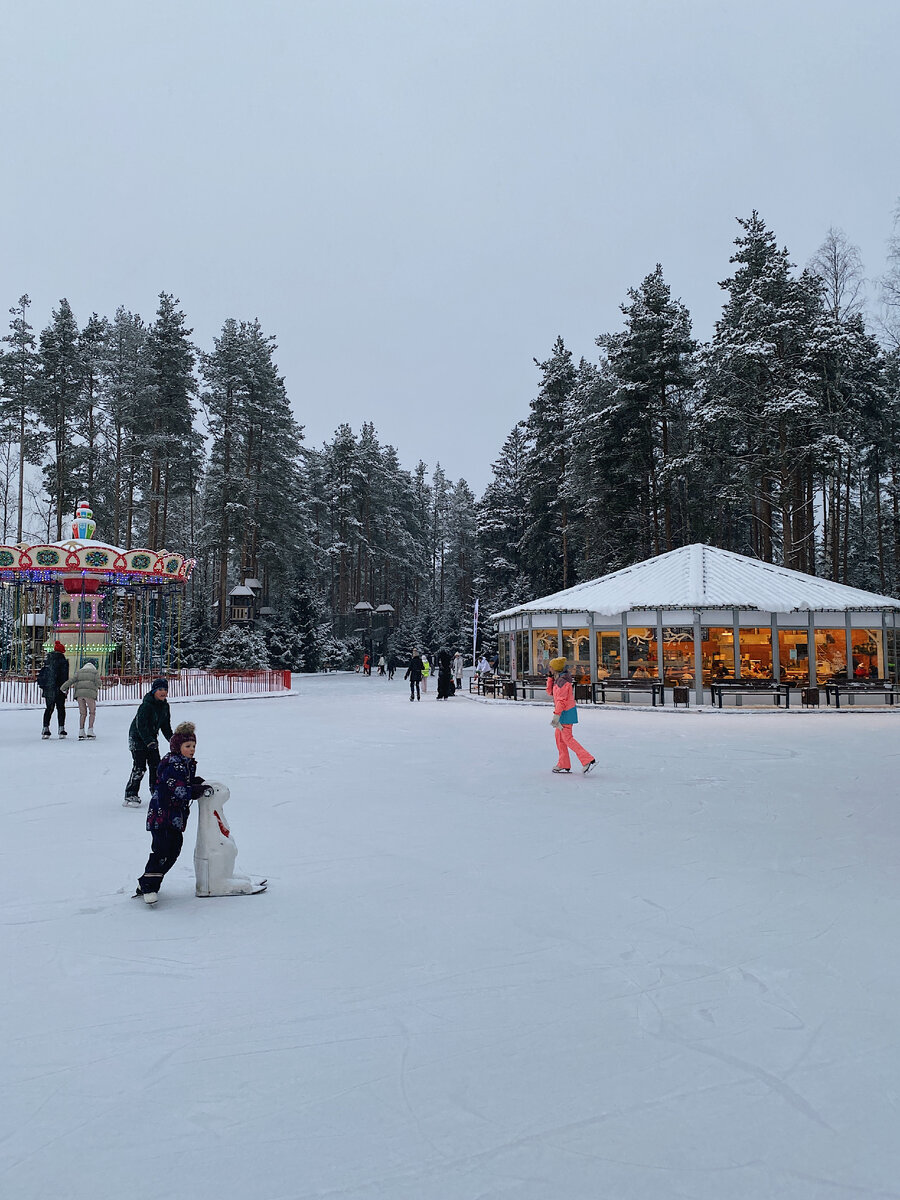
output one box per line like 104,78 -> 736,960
694,213 -> 821,567
75,313 -> 111,520
107,307 -> 153,547
520,336 -> 578,593
37,299 -> 82,538
476,423 -> 530,611
145,293 -> 196,549
599,264 -> 696,556
0,296 -> 42,542
207,624 -> 270,670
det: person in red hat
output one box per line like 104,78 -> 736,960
37,641 -> 70,739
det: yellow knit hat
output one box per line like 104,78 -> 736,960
549,657 -> 567,672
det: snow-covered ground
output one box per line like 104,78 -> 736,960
3,674 -> 900,1200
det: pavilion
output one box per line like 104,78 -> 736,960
491,544 -> 900,704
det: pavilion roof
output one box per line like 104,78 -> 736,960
492,544 -> 900,619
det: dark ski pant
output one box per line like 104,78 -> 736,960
138,827 -> 184,895
126,737 -> 160,799
409,678 -> 420,700
42,692 -> 66,731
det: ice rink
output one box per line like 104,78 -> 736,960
3,674 -> 900,1199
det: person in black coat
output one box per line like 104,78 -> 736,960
123,678 -> 173,806
436,648 -> 455,700
38,641 -> 70,738
404,650 -> 424,701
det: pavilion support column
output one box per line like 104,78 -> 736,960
771,615 -> 781,686
588,616 -> 597,691
620,613 -> 630,688
808,611 -> 817,687
557,617 -> 564,663
692,611 -> 703,706
732,608 -> 741,679
655,609 -> 665,686
881,610 -> 889,683
845,611 -> 853,702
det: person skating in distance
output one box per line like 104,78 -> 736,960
547,657 -> 596,775
38,641 -> 70,739
405,650 -> 424,701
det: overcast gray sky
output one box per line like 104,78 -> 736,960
2,0 -> 898,491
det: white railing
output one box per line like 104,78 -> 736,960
0,670 -> 291,705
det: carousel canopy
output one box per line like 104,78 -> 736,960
493,543 -> 900,619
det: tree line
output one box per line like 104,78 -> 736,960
2,208 -> 900,669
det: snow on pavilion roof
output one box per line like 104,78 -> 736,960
492,543 -> 900,619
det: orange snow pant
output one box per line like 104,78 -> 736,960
554,723 -> 593,769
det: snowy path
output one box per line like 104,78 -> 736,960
2,675 -> 900,1199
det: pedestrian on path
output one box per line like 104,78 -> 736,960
546,657 -> 595,775
38,641 -> 69,739
61,661 -> 102,739
436,648 -> 455,699
135,721 -> 206,904
452,650 -> 463,691
421,655 -> 431,694
123,678 -> 173,806
405,650 -> 424,701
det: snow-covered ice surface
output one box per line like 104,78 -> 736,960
3,674 -> 900,1200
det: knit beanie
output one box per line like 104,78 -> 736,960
549,657 -> 567,672
54,641 -> 65,653
150,677 -> 168,693
170,721 -> 196,754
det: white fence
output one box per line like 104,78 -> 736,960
0,670 -> 292,706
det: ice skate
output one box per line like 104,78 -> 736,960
123,796 -> 141,808
143,892 -> 158,905
58,728 -> 67,738
86,730 -> 96,739
582,759 -> 596,774
552,766 -> 570,774
41,728 -> 50,740
78,730 -> 86,740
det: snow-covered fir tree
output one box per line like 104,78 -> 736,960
207,624 -> 271,670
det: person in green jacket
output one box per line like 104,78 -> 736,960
123,678 -> 173,807
421,655 -> 431,694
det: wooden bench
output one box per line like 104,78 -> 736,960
824,681 -> 900,708
710,681 -> 793,708
597,678 -> 665,706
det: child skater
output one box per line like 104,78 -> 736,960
546,657 -> 596,775
135,721 -> 206,904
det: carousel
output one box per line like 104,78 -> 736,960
0,501 -> 194,677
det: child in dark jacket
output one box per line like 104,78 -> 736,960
135,722 -> 206,903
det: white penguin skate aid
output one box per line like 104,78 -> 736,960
193,781 -> 267,897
